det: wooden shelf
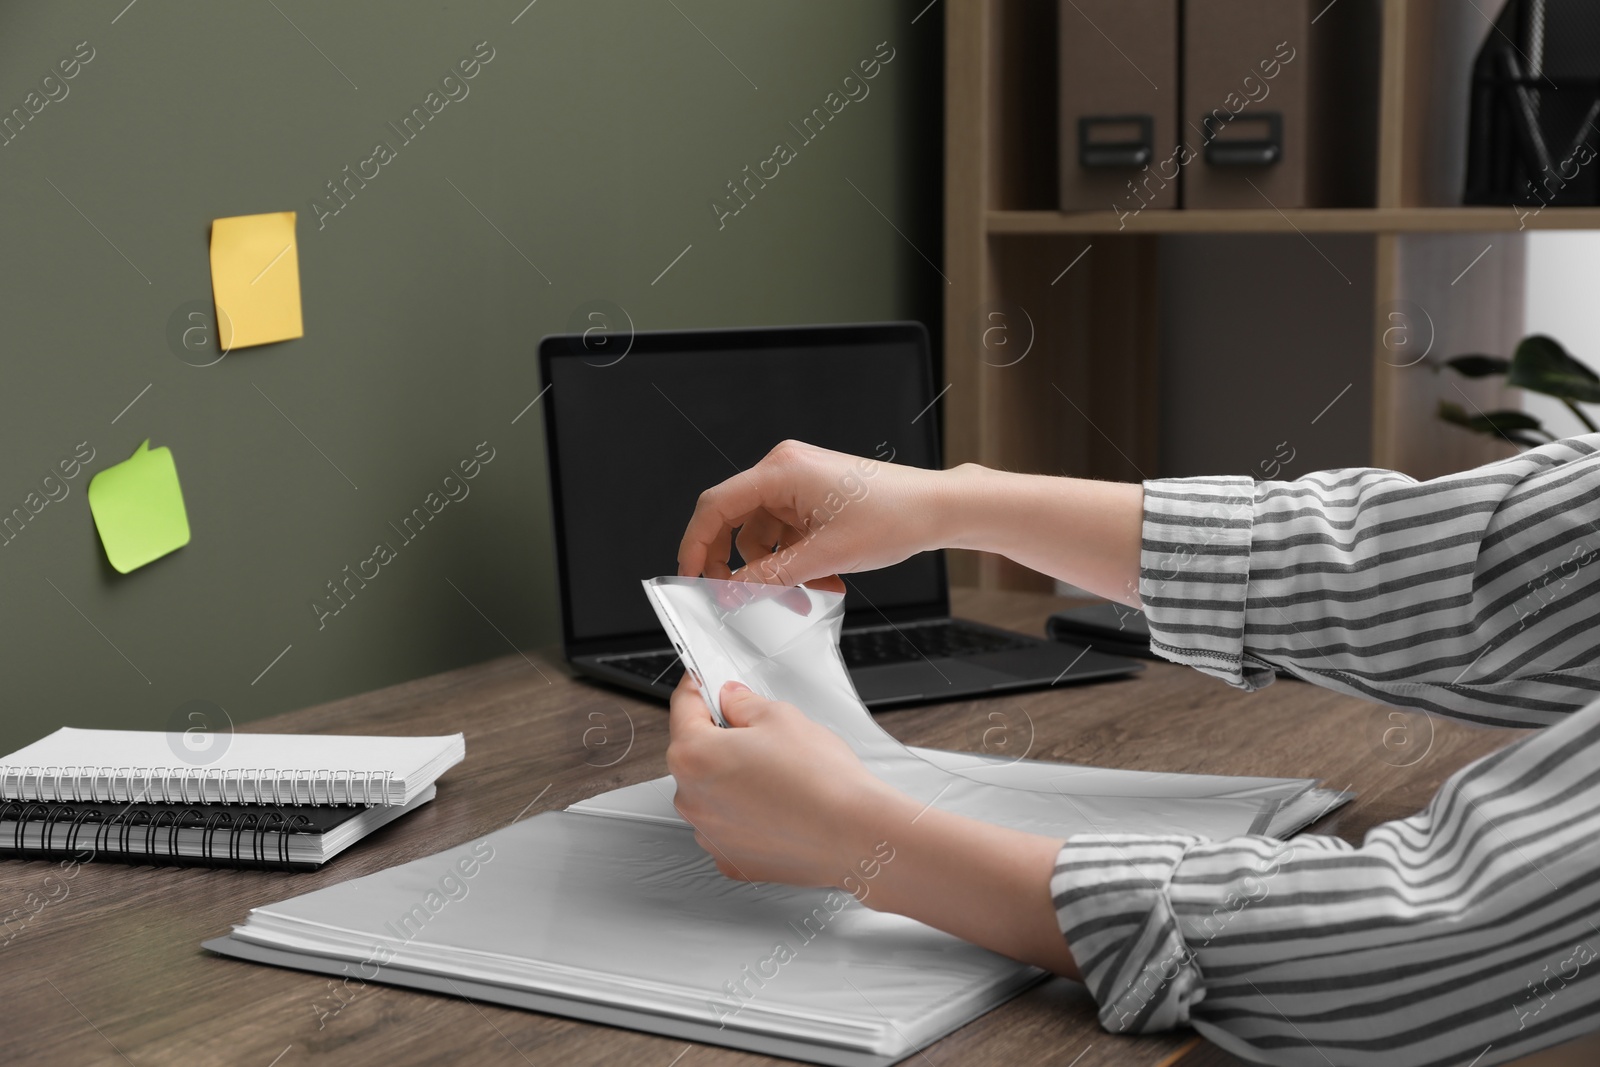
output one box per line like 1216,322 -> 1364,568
945,0 -> 1533,592
989,207 -> 1600,235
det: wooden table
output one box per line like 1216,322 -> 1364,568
3,588 -> 1594,1067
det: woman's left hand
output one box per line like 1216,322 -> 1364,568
666,675 -> 898,888
666,674 -> 1080,977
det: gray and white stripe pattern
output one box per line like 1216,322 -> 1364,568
1053,436 -> 1600,1064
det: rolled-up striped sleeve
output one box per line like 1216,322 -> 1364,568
1140,437 -> 1600,725
1054,435 -> 1600,1064
1139,476 -> 1269,689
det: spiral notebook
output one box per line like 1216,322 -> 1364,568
0,789 -> 435,870
0,728 -> 464,807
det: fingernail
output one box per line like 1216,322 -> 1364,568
723,681 -> 751,694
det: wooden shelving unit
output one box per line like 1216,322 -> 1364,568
989,207 -> 1600,235
944,0 -> 1600,591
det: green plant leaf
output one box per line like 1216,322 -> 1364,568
1437,401 -> 1551,445
1506,335 -> 1600,402
1444,354 -> 1512,377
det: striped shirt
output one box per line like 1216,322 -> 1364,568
1052,435 -> 1600,1065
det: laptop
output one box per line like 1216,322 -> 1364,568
538,321 -> 1143,708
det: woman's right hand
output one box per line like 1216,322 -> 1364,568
676,440 -> 961,589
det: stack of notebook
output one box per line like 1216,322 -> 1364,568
0,728 -> 464,870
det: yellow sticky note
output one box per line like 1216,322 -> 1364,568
87,440 -> 192,574
209,211 -> 303,350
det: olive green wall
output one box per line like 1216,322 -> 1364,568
0,2 -> 942,752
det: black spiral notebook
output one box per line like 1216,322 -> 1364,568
0,788 -> 434,870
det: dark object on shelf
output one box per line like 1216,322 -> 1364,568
1439,334 -> 1600,446
1464,0 -> 1600,207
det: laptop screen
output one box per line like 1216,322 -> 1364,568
540,323 -> 946,648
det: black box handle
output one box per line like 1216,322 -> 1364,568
1078,115 -> 1154,169
1201,111 -> 1283,167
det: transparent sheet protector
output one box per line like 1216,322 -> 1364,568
569,774 -> 1352,842
643,577 -> 1309,840
230,812 -> 1039,1056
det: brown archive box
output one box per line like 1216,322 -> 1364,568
1059,0 -> 1180,213
1183,0 -> 1379,209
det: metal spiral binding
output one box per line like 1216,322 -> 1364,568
0,765 -> 396,807
0,800 -> 321,867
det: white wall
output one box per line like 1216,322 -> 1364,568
1523,233 -> 1600,439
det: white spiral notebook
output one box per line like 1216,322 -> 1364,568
0,728 -> 465,807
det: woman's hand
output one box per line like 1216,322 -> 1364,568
666,674 -> 1082,978
666,675 -> 895,888
676,439 -> 1144,606
676,439 -> 960,591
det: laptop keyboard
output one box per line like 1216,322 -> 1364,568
600,620 -> 1033,686
840,620 -> 1032,664
602,650 -> 686,686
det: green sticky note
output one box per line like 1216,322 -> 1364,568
87,440 -> 192,574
